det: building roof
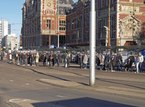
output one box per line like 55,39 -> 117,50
58,0 -> 74,15
66,0 -> 90,14
59,0 -> 74,4
79,0 -> 90,4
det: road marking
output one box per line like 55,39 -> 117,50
9,80 -> 14,82
9,99 -> 35,107
9,98 -> 31,103
26,83 -> 30,85
56,95 -> 65,98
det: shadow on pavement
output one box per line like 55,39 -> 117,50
21,66 -> 145,88
32,97 -> 135,107
97,78 -> 145,90
19,64 -> 145,90
25,67 -> 90,86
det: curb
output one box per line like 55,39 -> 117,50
8,99 -> 66,107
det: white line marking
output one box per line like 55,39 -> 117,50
56,95 -> 65,98
26,83 -> 30,85
10,80 -> 14,82
9,99 -> 31,103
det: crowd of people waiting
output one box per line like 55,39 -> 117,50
0,50 -> 145,73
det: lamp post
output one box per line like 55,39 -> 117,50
89,0 -> 96,86
132,0 -> 135,40
19,46 -> 23,51
104,26 -> 109,47
57,0 -> 60,48
108,0 -> 111,48
3,46 -> 6,51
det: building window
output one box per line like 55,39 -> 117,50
71,19 -> 75,29
46,19 -> 51,30
59,20 -> 66,31
59,27 -> 65,31
59,20 -> 66,26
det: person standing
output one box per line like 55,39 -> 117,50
79,53 -> 83,69
35,52 -> 39,66
138,53 -> 144,72
64,52 -> 68,68
83,53 -> 88,69
9,52 -> 12,64
135,55 -> 139,73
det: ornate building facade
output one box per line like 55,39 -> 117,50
21,0 -> 73,49
117,0 -> 145,46
66,0 -> 145,48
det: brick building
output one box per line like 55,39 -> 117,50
21,0 -> 73,49
66,0 -> 145,48
66,0 -> 90,47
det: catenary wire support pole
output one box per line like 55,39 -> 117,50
89,0 -> 96,86
132,0 -> 135,39
57,0 -> 60,48
108,0 -> 111,48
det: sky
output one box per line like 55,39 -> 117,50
74,0 -> 78,2
0,0 -> 78,37
0,0 -> 25,36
